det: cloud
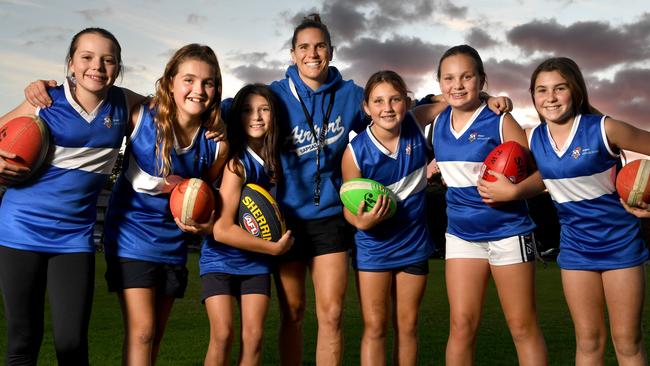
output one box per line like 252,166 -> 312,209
336,35 -> 447,91
229,64 -> 284,85
588,68 -> 650,129
507,14 -> 650,70
465,27 -> 499,49
76,7 -> 113,21
186,13 -> 207,25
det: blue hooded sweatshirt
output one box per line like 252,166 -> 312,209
270,65 -> 367,220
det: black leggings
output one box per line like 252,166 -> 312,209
0,246 -> 94,366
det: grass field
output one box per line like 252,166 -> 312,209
1,254 -> 649,365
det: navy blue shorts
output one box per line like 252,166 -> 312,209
200,272 -> 271,302
105,256 -> 188,298
279,214 -> 354,262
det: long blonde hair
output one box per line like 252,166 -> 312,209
151,44 -> 222,177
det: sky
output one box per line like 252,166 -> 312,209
1,0 -> 649,136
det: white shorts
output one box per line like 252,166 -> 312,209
445,232 -> 536,265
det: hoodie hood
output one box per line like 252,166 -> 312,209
285,64 -> 343,97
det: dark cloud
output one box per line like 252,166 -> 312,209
588,68 -> 650,129
229,64 -> 284,86
438,0 -> 468,18
466,28 -> 499,49
336,35 -> 446,91
507,14 -> 650,70
76,7 -> 113,22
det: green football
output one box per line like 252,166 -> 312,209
339,178 -> 397,217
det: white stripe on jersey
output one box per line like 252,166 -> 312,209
437,161 -> 482,188
51,145 -> 119,174
124,155 -> 173,195
543,166 -> 616,203
387,166 -> 427,202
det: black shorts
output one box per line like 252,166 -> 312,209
105,256 -> 188,298
200,272 -> 271,302
356,260 -> 430,275
279,214 -> 355,262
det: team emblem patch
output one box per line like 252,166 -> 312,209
572,146 -> 581,159
468,131 -> 478,142
405,143 -> 411,155
103,115 -> 113,128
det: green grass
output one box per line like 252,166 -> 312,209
1,254 -> 649,365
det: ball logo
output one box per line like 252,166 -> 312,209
242,213 -> 260,236
363,192 -> 377,207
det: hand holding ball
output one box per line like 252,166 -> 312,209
481,141 -> 528,183
339,178 -> 397,217
616,159 -> 650,207
169,178 -> 215,225
0,115 -> 50,185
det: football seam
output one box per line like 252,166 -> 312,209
629,160 -> 650,205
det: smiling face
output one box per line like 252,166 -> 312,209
290,27 -> 332,90
171,59 -> 217,123
364,81 -> 407,135
438,54 -> 484,111
68,32 -> 120,96
241,93 -> 272,144
533,70 -> 575,125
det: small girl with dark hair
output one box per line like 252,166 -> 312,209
200,84 -> 294,366
342,70 -> 433,365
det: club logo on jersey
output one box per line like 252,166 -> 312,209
405,143 -> 412,156
572,146 -> 582,159
241,213 -> 260,236
468,132 -> 478,142
103,116 -> 113,128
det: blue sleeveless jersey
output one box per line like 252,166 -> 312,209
103,104 -> 221,265
348,113 -> 434,270
529,114 -> 648,270
0,79 -> 127,253
199,147 -> 274,276
433,104 -> 535,241
269,65 -> 368,220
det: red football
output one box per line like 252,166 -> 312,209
0,115 -> 50,185
481,141 -> 528,183
616,159 -> 650,207
169,178 -> 215,224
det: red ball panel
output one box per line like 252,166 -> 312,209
616,159 -> 650,207
169,178 -> 215,224
0,115 -> 50,185
481,141 -> 528,184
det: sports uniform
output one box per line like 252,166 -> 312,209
433,104 -> 536,264
200,147 -> 274,298
103,103 -> 220,296
529,114 -> 648,270
347,113 -> 433,270
269,65 -> 368,258
0,78 -> 127,364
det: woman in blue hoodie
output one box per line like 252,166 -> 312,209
269,14 -> 367,365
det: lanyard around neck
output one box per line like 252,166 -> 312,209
296,90 -> 336,205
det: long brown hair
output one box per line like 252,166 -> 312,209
529,57 -> 600,123
227,84 -> 282,183
151,44 -> 222,177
